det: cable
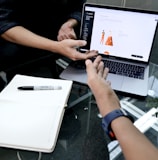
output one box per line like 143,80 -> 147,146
17,151 -> 42,160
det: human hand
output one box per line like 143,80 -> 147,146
56,39 -> 98,60
85,56 -> 120,117
57,19 -> 78,41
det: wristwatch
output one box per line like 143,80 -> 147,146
102,108 -> 134,140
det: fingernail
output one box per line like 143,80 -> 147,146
83,40 -> 87,45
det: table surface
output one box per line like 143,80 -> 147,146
1,0 -> 158,158
0,62 -> 158,160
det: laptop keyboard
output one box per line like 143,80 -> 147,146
71,59 -> 145,79
103,60 -> 145,79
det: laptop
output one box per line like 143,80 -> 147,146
60,2 -> 158,97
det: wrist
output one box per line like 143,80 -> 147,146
99,105 -> 120,118
93,86 -> 120,117
102,108 -> 134,140
96,97 -> 120,117
48,41 -> 61,53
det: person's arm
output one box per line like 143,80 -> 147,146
85,56 -> 158,160
67,0 -> 86,23
0,0 -> 97,61
57,0 -> 86,41
1,26 -> 97,61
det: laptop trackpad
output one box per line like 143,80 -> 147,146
107,74 -> 124,91
121,77 -> 147,96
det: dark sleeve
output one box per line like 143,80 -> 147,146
67,0 -> 86,23
0,0 -> 19,35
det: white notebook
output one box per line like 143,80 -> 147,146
0,74 -> 73,153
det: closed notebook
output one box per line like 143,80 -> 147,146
0,74 -> 73,153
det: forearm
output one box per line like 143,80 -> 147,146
1,25 -> 95,61
111,115 -> 158,160
92,84 -> 121,117
1,26 -> 59,52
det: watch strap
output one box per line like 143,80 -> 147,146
102,108 -> 134,140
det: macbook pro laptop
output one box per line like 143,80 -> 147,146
60,2 -> 158,97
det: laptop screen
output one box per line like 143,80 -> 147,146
80,3 -> 158,63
